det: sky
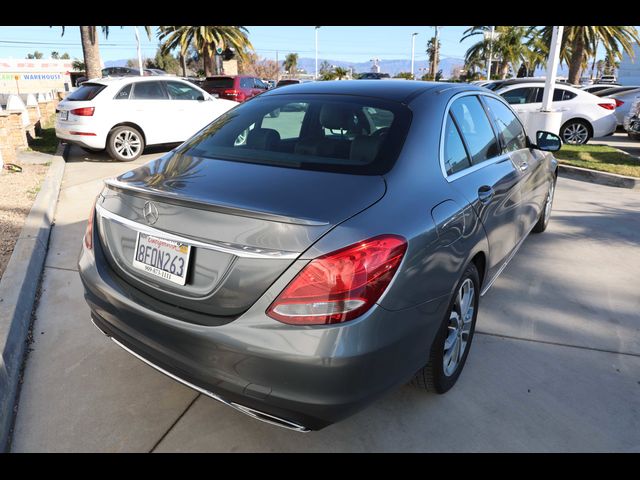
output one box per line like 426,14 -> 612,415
0,26 -> 477,64
0,25 -> 635,65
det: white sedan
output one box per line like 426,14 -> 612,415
495,82 -> 617,145
56,76 -> 237,161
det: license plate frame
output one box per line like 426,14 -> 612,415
132,233 -> 191,286
59,110 -> 68,121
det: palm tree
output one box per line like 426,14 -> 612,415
56,27 -> 151,80
462,26 -> 531,80
533,26 -> 640,84
283,53 -> 299,77
334,66 -> 348,80
158,26 -> 252,77
427,37 -> 441,79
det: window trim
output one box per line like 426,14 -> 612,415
163,79 -> 204,101
479,94 -> 528,154
439,91 -> 518,182
113,83 -> 133,100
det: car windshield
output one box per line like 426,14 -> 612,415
203,77 -> 234,89
66,83 -> 106,101
176,94 -> 412,175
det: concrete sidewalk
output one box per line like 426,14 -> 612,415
9,146 -> 640,452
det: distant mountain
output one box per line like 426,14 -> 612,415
104,59 -> 129,68
296,57 -> 465,78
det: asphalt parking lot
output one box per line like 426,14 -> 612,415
9,145 -> 640,452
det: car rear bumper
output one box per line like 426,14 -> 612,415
592,114 -> 619,137
78,225 -> 447,431
55,122 -> 106,149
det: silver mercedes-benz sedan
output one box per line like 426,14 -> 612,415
79,80 -> 560,432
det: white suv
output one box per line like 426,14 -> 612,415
495,82 -> 617,145
56,76 -> 237,161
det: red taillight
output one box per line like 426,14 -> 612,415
223,89 -> 239,97
84,197 -> 98,250
71,107 -> 95,116
267,235 -> 407,325
598,103 -> 615,110
69,131 -> 96,136
614,99 -> 624,108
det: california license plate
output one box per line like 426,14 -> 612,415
59,110 -> 68,121
132,233 -> 191,285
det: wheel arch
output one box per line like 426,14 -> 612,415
561,117 -> 593,140
109,122 -> 147,145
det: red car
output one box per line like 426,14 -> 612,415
201,75 -> 269,102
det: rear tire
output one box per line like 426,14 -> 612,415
106,125 -> 145,162
560,119 -> 591,145
532,176 -> 556,234
411,262 -> 480,393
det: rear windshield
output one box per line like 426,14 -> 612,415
203,77 -> 234,89
176,94 -> 412,175
276,80 -> 298,87
66,83 -> 106,101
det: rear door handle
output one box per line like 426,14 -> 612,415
519,161 -> 529,172
478,185 -> 495,204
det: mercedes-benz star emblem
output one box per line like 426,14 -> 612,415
143,201 -> 159,225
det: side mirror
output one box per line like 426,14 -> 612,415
534,131 -> 562,152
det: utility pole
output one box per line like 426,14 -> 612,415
410,32 -> 418,79
486,25 -> 495,81
541,26 -> 564,112
134,26 -> 144,76
315,26 -> 321,80
433,26 -> 440,81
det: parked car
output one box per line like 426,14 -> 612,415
596,74 -> 617,84
495,82 -> 617,144
601,87 -> 640,126
356,72 -> 391,79
55,76 -> 237,161
264,79 -> 276,89
201,75 -> 269,102
79,81 -> 561,431
624,97 -> 640,140
582,84 -> 621,94
275,79 -> 314,88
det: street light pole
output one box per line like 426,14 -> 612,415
486,25 -> 494,80
541,25 -> 564,112
410,32 -> 418,79
315,26 -> 321,80
134,26 -> 144,76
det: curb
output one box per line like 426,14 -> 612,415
558,164 -> 640,190
0,142 -> 65,451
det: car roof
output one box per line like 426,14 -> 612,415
84,76 -> 190,86
496,82 -> 583,93
261,79 -> 476,103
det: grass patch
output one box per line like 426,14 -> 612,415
28,127 -> 59,155
556,144 -> 640,178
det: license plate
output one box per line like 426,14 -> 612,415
59,110 -> 68,121
132,233 -> 191,285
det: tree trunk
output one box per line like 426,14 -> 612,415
499,61 -> 510,79
568,35 -> 586,85
203,51 -> 214,77
180,53 -> 187,77
80,26 -> 102,80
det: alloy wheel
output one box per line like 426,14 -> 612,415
562,123 -> 589,145
114,130 -> 142,159
443,278 -> 475,377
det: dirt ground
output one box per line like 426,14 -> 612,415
0,163 -> 48,280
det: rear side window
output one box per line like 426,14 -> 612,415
203,77 -> 234,89
501,87 -> 533,104
131,81 -> 168,100
165,81 -> 203,100
66,83 -> 106,101
534,88 -> 577,102
114,84 -> 132,100
178,94 -> 412,175
483,96 -> 527,152
450,96 -> 500,164
240,77 -> 253,88
443,113 -> 472,175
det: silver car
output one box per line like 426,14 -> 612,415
79,81 -> 560,431
603,87 -> 640,126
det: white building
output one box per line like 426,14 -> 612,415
618,43 -> 640,86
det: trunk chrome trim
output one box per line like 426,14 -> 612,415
89,317 -> 311,433
105,179 -> 329,227
95,203 -> 300,260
